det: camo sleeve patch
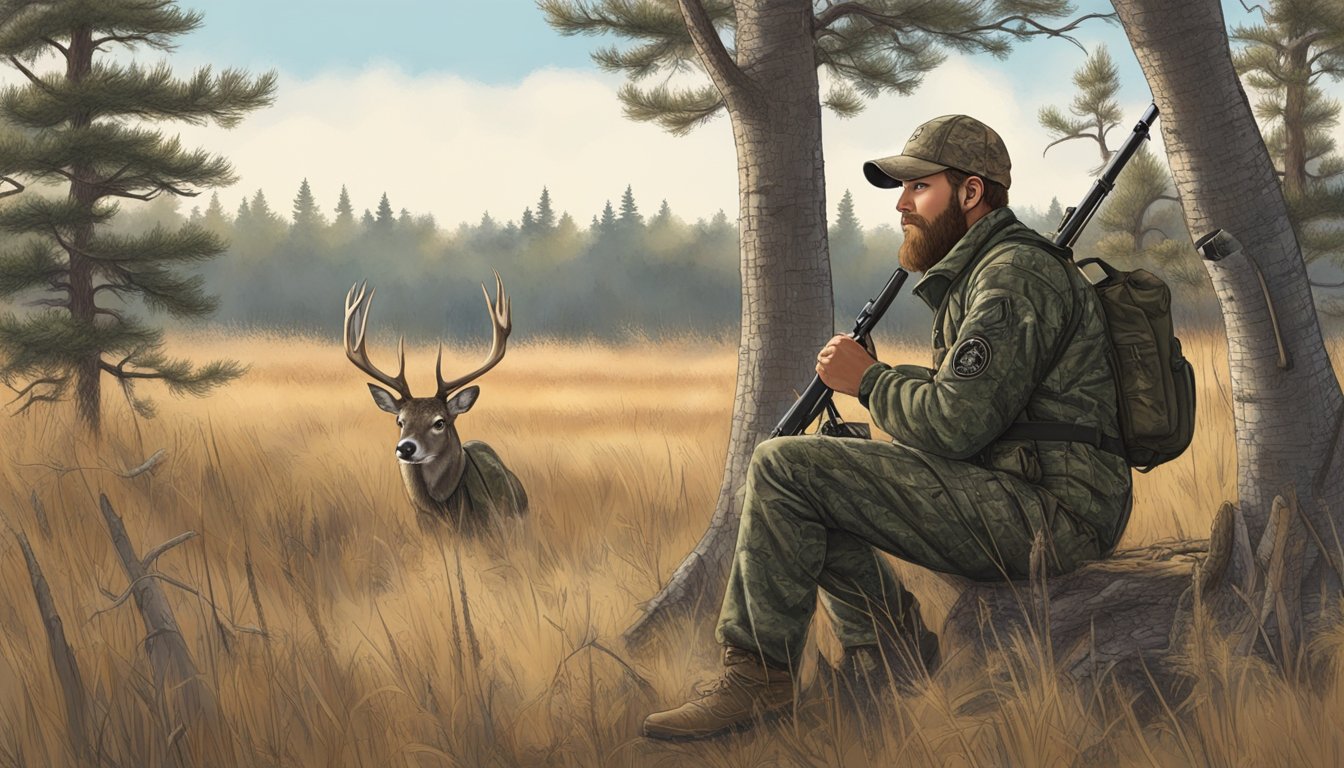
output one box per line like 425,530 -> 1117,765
950,335 -> 992,378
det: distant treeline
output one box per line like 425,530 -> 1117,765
111,180 -> 1236,344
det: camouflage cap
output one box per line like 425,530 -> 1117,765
863,114 -> 1012,189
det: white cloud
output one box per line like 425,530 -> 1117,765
171,65 -> 740,226
5,56 -> 1338,241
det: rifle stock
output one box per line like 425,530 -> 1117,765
769,103 -> 1159,440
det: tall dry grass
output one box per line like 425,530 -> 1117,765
0,327 -> 1339,767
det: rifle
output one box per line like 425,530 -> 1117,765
770,102 -> 1161,439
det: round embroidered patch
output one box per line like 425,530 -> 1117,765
951,336 -> 992,378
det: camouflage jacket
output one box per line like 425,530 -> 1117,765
857,207 -> 1133,550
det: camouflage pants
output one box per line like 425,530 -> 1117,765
716,435 -> 1104,671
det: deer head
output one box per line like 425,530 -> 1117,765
344,273 -> 512,512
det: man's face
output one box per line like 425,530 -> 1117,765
896,171 -> 969,273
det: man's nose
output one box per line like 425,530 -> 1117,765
896,187 -> 913,213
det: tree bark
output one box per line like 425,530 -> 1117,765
625,0 -> 832,646
15,531 -> 89,760
66,25 -> 103,435
1113,0 -> 1344,611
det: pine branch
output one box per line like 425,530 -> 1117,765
823,84 -> 866,118
0,176 -> 24,199
617,82 -> 725,135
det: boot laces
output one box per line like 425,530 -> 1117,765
692,676 -> 734,698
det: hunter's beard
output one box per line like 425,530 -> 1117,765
899,195 -> 970,272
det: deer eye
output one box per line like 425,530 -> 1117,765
396,418 -> 403,427
433,418 -> 446,430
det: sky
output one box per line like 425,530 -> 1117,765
11,1 -> 1338,232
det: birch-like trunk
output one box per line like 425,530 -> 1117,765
625,0 -> 832,645
1112,0 -> 1344,604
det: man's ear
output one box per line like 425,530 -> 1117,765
962,176 -> 985,211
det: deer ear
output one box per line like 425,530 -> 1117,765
368,384 -> 401,414
446,386 -> 479,416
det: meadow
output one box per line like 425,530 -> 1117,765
0,327 -> 1342,767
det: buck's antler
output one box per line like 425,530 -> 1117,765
344,282 -> 413,402
436,270 -> 512,398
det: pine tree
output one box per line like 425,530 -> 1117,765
0,1 -> 273,432
618,184 -> 643,228
361,209 -> 376,228
235,197 -> 253,227
830,190 -> 863,263
652,199 -> 672,226
291,178 -> 323,232
334,185 -> 356,227
1232,0 -> 1344,270
600,200 -> 616,232
1046,197 -> 1064,230
521,206 -> 536,233
375,193 -> 395,228
1039,45 -> 1123,172
536,187 -> 556,231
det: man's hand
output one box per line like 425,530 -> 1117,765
816,335 -> 877,397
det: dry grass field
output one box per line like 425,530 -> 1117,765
1,327 -> 1343,767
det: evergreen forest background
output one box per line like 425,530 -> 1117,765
76,176 -> 1271,348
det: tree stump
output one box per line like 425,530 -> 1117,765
938,497 -> 1342,709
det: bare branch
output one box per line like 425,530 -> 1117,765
141,530 -> 198,570
6,377 -> 67,405
24,298 -> 69,310
1042,132 -> 1101,156
123,449 -> 166,479
677,0 -> 752,101
1238,0 -> 1269,20
6,56 -> 55,94
91,34 -> 155,49
0,176 -> 25,199
40,37 -> 68,56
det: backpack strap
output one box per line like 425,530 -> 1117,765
963,231 -> 1129,461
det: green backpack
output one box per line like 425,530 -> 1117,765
979,229 -> 1197,473
1074,257 -> 1197,472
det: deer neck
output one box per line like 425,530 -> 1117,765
401,447 -> 468,510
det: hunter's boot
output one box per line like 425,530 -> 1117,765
642,646 -> 795,741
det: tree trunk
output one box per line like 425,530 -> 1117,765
98,495 -> 214,728
1281,43 -> 1310,198
1114,0 -> 1344,606
624,0 -> 832,646
66,26 -> 103,435
15,531 -> 89,760
941,0 -> 1344,695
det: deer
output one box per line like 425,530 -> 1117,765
344,272 -> 528,533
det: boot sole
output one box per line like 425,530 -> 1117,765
642,706 -> 791,742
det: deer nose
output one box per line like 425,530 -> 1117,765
396,440 -> 417,460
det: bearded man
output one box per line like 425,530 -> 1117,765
641,115 -> 1133,741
